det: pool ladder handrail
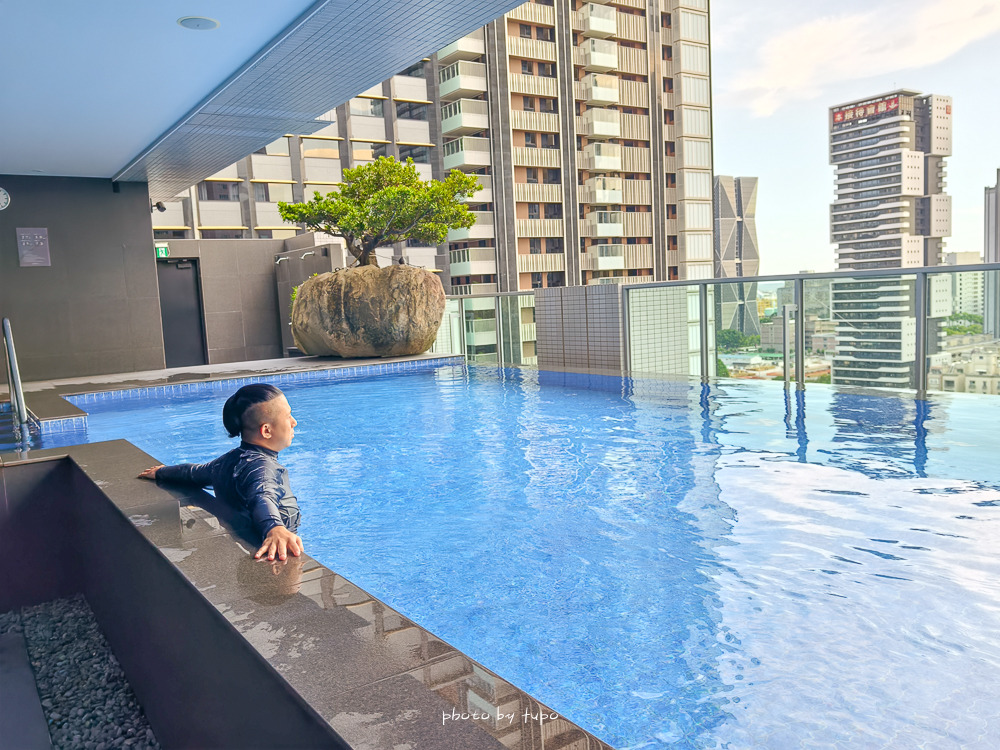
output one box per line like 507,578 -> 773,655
3,317 -> 28,428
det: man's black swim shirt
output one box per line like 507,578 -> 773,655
156,441 -> 301,537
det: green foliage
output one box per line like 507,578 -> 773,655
290,273 -> 319,312
812,373 -> 832,384
716,329 -> 760,352
278,157 -> 482,267
716,358 -> 730,378
944,312 -> 984,336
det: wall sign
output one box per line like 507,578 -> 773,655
16,227 -> 51,267
155,243 -> 170,258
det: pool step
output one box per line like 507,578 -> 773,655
0,630 -> 54,748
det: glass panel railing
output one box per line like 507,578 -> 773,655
927,269 -> 1000,396
626,285 -> 703,378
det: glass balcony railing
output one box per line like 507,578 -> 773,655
434,264 -> 1000,397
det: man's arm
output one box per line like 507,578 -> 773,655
233,459 -> 303,561
138,461 -> 216,487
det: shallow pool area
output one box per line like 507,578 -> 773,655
44,365 -> 1000,748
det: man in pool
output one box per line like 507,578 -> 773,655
138,383 -> 304,562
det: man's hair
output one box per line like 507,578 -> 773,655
222,384 -> 284,439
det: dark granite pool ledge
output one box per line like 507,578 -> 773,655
0,437 -> 613,749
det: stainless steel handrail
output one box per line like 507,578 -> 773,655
2,318 -> 28,427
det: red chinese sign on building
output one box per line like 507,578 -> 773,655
832,96 -> 900,125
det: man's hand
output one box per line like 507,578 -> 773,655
255,525 -> 303,561
138,465 -> 164,480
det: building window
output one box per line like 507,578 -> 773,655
546,238 -> 563,253
524,133 -> 538,148
399,145 -> 430,163
400,61 -> 425,77
544,203 -> 562,219
256,230 -> 273,239
301,138 -> 340,158
547,272 -> 564,287
254,137 -> 289,156
665,141 -> 676,156
153,230 -> 187,239
529,238 -> 542,254
253,183 -> 293,202
352,142 -> 387,161
200,229 -> 245,239
522,60 -> 534,75
350,98 -> 384,117
523,96 -> 536,111
526,167 -> 539,184
520,23 -> 532,38
543,168 -> 561,184
536,26 -> 554,42
539,98 -> 558,113
527,203 -> 540,219
531,272 -> 543,288
198,181 -> 241,201
538,62 -> 556,77
541,133 -> 559,149
396,101 -> 428,120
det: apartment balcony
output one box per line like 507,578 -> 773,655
437,31 -> 486,66
624,245 -> 654,268
521,322 -> 537,341
578,107 -> 620,139
582,73 -> 619,105
452,283 -> 499,295
443,136 -> 491,171
511,147 -> 561,168
438,61 -> 488,101
581,176 -> 623,204
448,246 -> 497,277
440,98 -> 489,135
586,275 -> 647,285
581,38 -> 618,71
468,173 -> 492,204
506,36 -> 557,63
447,210 -> 494,241
509,73 -> 559,98
516,253 -> 566,274
582,210 -> 624,237
516,218 -> 564,237
510,110 -> 560,133
513,183 -> 562,202
582,244 -> 625,271
580,142 -> 622,172
578,3 -> 617,38
506,1 -> 556,24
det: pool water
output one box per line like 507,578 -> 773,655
49,366 -> 1000,748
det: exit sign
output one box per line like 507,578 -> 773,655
155,244 -> 170,258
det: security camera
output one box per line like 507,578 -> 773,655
155,201 -> 167,212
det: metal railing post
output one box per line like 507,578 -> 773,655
914,271 -> 927,399
794,277 -> 805,389
699,284 -> 710,383
782,304 -> 796,388
3,318 -> 28,426
621,285 -> 631,373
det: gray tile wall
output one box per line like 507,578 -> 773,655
0,176 -> 165,381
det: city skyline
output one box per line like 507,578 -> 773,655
711,0 -> 1000,275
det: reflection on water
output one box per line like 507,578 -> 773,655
38,370 -> 1000,748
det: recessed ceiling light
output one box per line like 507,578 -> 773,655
178,16 -> 219,31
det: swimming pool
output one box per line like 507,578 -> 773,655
48,365 -> 1000,748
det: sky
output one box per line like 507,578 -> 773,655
710,0 -> 1000,275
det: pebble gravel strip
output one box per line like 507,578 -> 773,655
1,596 -> 160,750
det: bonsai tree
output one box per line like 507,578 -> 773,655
278,156 -> 482,267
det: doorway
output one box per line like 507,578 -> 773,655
156,259 -> 208,367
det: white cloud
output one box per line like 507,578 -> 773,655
720,0 -> 1000,116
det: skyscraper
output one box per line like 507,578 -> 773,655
828,89 -> 952,387
440,0 -> 714,297
713,176 -> 759,336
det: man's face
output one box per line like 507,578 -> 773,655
261,395 -> 297,451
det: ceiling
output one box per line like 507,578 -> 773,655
0,0 -> 520,201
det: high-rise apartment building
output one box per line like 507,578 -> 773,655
943,251 -> 983,317
153,61 -> 445,269
829,89 -> 952,387
439,0 -> 714,297
986,169 -> 1000,337
713,176 -> 759,336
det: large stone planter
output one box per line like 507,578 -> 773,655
291,265 -> 446,357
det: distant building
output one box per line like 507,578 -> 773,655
985,169 -> 1000,337
928,345 -> 1000,395
714,176 -> 760,336
943,251 -> 983,317
829,89 -> 952,387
